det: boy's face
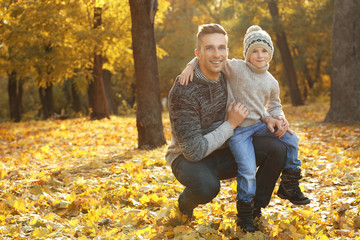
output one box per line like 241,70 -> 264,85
195,33 -> 228,81
249,47 -> 270,69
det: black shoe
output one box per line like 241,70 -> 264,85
277,170 -> 310,205
253,207 -> 262,219
236,201 -> 257,232
178,207 -> 193,222
178,193 -> 194,222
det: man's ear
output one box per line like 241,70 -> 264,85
195,48 -> 199,58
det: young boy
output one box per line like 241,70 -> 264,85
180,25 -> 310,232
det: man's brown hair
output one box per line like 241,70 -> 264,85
197,23 -> 228,50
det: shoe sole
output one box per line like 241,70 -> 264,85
277,193 -> 310,205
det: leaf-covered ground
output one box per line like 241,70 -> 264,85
1,102 -> 360,239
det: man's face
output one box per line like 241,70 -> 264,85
195,33 -> 228,81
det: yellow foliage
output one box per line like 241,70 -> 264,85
0,103 -> 360,239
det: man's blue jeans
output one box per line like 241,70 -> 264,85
228,122 -> 300,203
171,137 -> 286,214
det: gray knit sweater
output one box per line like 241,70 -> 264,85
165,68 -> 234,165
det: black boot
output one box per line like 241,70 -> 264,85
253,207 -> 262,219
277,170 -> 310,205
178,192 -> 194,222
236,201 -> 256,232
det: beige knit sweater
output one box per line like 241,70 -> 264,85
189,58 -> 285,127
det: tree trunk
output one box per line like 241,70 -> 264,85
8,70 -> 22,122
325,0 -> 360,122
90,7 -> 110,120
71,79 -> 81,113
39,84 -> 54,120
129,0 -> 166,149
103,69 -> 114,114
267,0 -> 304,106
304,64 -> 314,89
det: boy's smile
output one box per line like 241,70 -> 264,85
249,47 -> 270,69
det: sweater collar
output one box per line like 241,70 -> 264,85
194,67 -> 222,84
246,61 -> 269,74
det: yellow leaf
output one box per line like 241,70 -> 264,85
0,215 -> 6,225
230,180 -> 237,193
139,194 -> 150,204
13,198 -> 28,212
43,213 -> 56,221
135,225 -> 153,236
41,144 -> 50,153
68,219 -> 78,228
318,235 -> 330,240
32,227 -> 49,237
30,218 -> 37,225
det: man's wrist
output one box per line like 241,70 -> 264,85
227,120 -> 237,130
264,116 -> 272,124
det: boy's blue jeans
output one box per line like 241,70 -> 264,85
228,122 -> 301,203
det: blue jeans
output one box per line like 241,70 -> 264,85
171,137 -> 286,213
228,122 -> 300,203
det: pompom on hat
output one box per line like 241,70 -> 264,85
243,25 -> 274,62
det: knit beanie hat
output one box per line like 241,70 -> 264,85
243,25 -> 274,62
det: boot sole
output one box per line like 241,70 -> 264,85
277,193 -> 310,205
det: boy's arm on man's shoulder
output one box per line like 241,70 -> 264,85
187,57 -> 198,69
223,58 -> 245,80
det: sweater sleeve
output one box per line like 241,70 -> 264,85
188,57 -> 198,69
168,82 -> 234,162
222,58 -> 238,81
267,77 -> 285,118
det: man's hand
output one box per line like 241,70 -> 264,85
227,100 -> 249,129
277,116 -> 294,135
179,65 -> 194,85
264,116 -> 286,138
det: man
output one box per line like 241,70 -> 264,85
166,23 -> 286,232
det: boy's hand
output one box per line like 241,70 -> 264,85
227,100 -> 249,129
265,117 -> 286,138
179,65 -> 194,85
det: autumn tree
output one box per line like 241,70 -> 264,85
1,1 -> 85,120
0,0 -> 134,120
129,0 -> 166,149
88,7 -> 110,120
284,0 -> 333,99
325,0 -> 360,122
156,0 -> 199,95
266,0 -> 303,106
7,71 -> 23,122
1,1 -> 26,122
